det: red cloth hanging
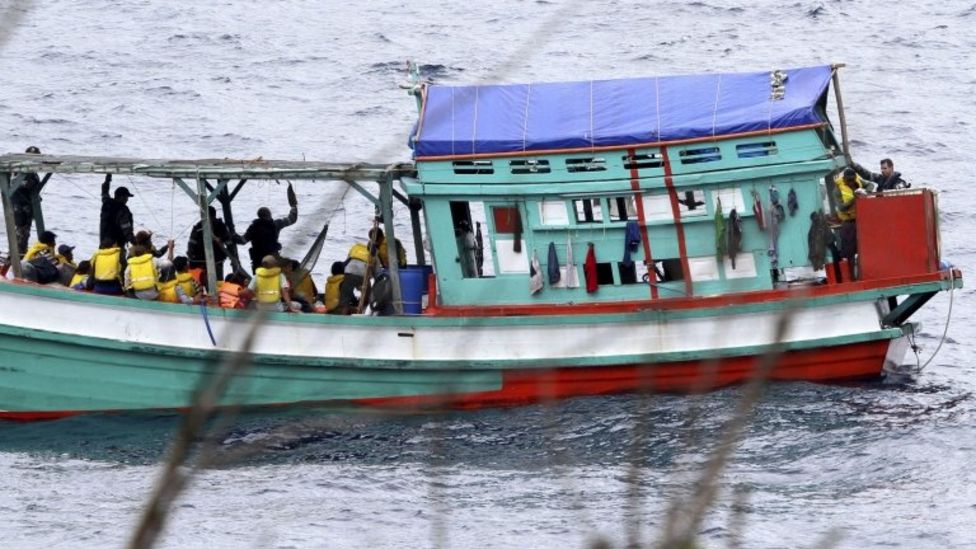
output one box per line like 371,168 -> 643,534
584,243 -> 598,293
752,191 -> 766,231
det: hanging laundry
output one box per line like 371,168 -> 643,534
512,206 -> 523,253
714,197 -> 726,260
622,220 -> 641,268
751,190 -> 765,231
563,236 -> 580,288
547,241 -> 561,284
727,208 -> 742,269
767,186 -> 782,269
475,221 -> 485,276
529,251 -> 543,294
807,211 -> 834,270
584,243 -> 599,293
787,188 -> 798,217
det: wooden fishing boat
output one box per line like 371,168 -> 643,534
0,64 -> 961,420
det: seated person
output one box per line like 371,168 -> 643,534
218,272 -> 254,309
70,260 -> 91,290
88,238 -> 124,295
249,255 -> 294,312
324,261 -> 345,314
23,230 -> 61,284
124,244 -> 161,300
282,258 -> 317,312
158,256 -> 203,304
56,244 -> 78,286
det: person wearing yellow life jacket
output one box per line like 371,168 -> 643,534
69,260 -> 91,291
22,230 -> 61,284
249,255 -> 292,311
324,261 -> 346,314
217,272 -> 254,309
88,238 -> 124,295
368,227 -> 407,269
832,167 -> 872,264
341,241 -> 373,313
282,258 -> 317,312
158,256 -> 202,304
125,244 -> 160,300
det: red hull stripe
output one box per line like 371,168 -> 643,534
0,339 -> 891,421
661,147 -> 694,297
426,270 -> 956,317
627,147 -> 657,299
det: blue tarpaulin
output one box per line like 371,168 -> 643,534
412,65 -> 832,158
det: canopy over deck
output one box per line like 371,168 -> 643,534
412,65 -> 834,159
0,154 -> 415,181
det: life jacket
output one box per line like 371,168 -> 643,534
292,271 -> 317,302
324,273 -> 344,312
255,266 -> 282,304
69,272 -> 88,289
24,242 -> 53,262
127,253 -> 158,291
218,281 -> 249,309
834,174 -> 864,222
92,247 -> 122,281
377,238 -> 407,269
177,272 -> 198,298
348,243 -> 370,263
157,278 -> 179,303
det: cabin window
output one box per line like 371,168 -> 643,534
651,258 -> 685,282
596,262 -> 615,285
510,159 -> 551,174
679,147 -> 721,164
623,153 -> 663,170
608,196 -> 638,222
675,189 -> 708,217
737,141 -> 778,158
617,262 -> 639,285
452,160 -> 494,175
566,157 -> 607,173
573,198 -> 603,223
539,199 -> 569,225
450,201 -> 495,278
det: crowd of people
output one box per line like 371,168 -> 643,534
6,150 -> 410,315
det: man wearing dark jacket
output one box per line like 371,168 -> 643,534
187,206 -> 234,283
853,158 -> 910,192
100,174 -> 135,261
239,183 -> 298,273
11,146 -> 43,256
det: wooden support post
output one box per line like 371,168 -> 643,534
831,63 -> 851,162
409,197 -> 425,266
29,174 -> 51,237
216,178 -> 244,274
380,172 -> 402,315
196,177 -> 219,296
0,173 -> 23,277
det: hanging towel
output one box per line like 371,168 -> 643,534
752,190 -> 765,231
714,197 -> 726,260
769,185 -> 786,223
547,241 -> 561,284
622,220 -> 641,268
787,188 -> 798,217
584,243 -> 598,293
512,207 -> 523,253
529,251 -> 543,294
807,211 -> 834,270
563,236 -> 580,288
727,208 -> 742,269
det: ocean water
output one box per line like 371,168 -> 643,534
0,0 -> 974,547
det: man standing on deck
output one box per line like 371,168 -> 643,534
100,174 -> 136,262
11,146 -> 43,256
187,206 -> 234,284
238,183 -> 298,273
852,158 -> 910,192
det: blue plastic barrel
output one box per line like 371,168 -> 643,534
398,266 -> 428,314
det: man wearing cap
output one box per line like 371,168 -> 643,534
56,243 -> 77,285
100,174 -> 135,262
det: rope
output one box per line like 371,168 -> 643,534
199,301 -> 217,347
127,175 -> 165,234
913,268 -> 956,373
170,180 -> 175,238
65,176 -> 98,200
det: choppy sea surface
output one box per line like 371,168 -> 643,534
0,0 -> 974,547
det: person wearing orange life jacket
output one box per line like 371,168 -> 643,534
249,255 -> 293,311
324,261 -> 346,314
217,272 -> 254,309
87,238 -> 124,295
158,256 -> 202,304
